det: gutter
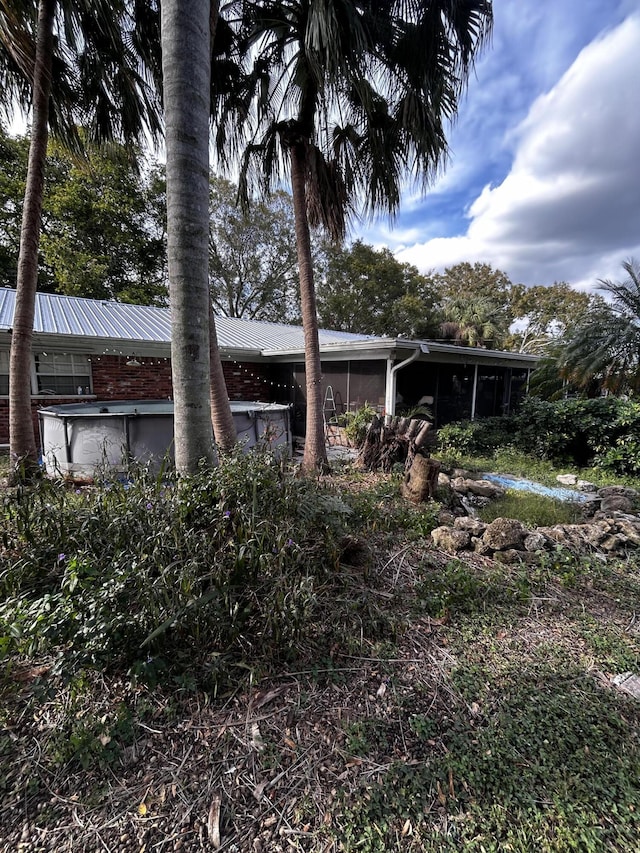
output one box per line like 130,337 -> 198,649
385,343 -> 430,416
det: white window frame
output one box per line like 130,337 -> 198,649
33,352 -> 92,396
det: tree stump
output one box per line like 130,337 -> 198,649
357,414 -> 435,474
402,455 -> 441,503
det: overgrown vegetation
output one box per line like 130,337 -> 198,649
477,490 -> 583,527
1,451 -> 639,851
438,396 -> 640,477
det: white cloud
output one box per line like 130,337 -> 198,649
395,13 -> 640,290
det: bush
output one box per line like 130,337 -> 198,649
341,403 -> 377,448
437,416 -> 514,458
0,450 -> 352,685
437,397 -> 640,475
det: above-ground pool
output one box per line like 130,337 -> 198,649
39,400 -> 291,477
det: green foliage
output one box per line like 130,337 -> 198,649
0,451 -> 350,686
316,240 -> 439,338
341,403 -> 378,448
438,397 -> 640,475
478,490 -> 583,527
209,177 -> 300,322
341,472 -> 439,539
415,559 -> 530,618
437,416 -> 513,457
338,668 -> 640,852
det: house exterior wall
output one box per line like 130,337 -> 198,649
0,352 -> 275,447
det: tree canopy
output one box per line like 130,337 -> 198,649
316,240 -> 439,339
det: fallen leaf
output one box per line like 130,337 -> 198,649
376,681 -> 387,699
137,803 -> 148,816
402,819 -> 412,836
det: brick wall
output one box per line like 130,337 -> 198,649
1,355 -> 281,446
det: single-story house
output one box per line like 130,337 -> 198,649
0,287 -> 538,447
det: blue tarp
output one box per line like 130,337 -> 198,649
483,473 -> 591,503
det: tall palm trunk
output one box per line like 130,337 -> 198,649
161,0 -> 215,473
9,0 -> 55,480
207,0 -> 236,453
290,142 -> 327,474
209,299 -> 236,452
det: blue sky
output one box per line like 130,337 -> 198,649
356,0 -> 640,292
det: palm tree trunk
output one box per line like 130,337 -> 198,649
9,0 -> 55,481
290,142 -> 328,474
209,299 -> 237,452
161,0 -> 216,474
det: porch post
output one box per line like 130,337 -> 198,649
385,357 -> 395,416
470,363 -> 479,420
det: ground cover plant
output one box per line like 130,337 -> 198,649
1,454 -> 639,851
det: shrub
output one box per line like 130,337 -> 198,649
437,416 -> 514,458
0,450 -> 351,685
341,403 -> 378,448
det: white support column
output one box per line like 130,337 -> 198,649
470,363 -> 479,420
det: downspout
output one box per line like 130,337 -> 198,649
385,343 -> 429,416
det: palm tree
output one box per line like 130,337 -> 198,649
0,0 -> 162,479
559,259 -> 640,395
216,0 -> 492,473
439,295 -> 505,348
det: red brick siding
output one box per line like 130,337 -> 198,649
1,356 -> 279,446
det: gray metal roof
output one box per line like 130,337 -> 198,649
0,287 -> 373,352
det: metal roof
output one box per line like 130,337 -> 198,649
0,287 -> 373,352
0,287 -> 539,365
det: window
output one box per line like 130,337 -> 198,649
34,352 -> 91,395
0,350 -> 8,396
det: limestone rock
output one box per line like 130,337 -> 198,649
537,524 -> 591,555
431,526 -> 471,552
494,548 -> 540,566
450,476 -> 467,493
523,531 -> 549,552
437,472 -> 451,487
466,479 -> 505,499
600,495 -> 634,514
600,534 -> 626,552
577,479 -> 597,492
581,520 -> 615,548
598,485 -> 637,499
616,519 -> 640,546
482,517 -> 528,551
437,509 -> 457,526
557,474 -> 577,485
454,516 -> 487,537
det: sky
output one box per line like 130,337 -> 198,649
355,0 -> 640,293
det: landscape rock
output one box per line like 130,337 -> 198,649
431,526 -> 471,552
600,534 -> 626,552
600,495 -> 634,514
523,531 -> 549,552
537,524 -> 594,555
482,517 -> 528,551
437,472 -> 451,487
557,474 -> 578,485
616,519 -> 640,546
577,480 -> 597,492
494,548 -> 540,566
437,509 -> 457,527
598,485 -> 638,499
472,536 -> 493,556
453,516 -> 487,536
580,520 -> 615,548
466,479 -> 505,499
